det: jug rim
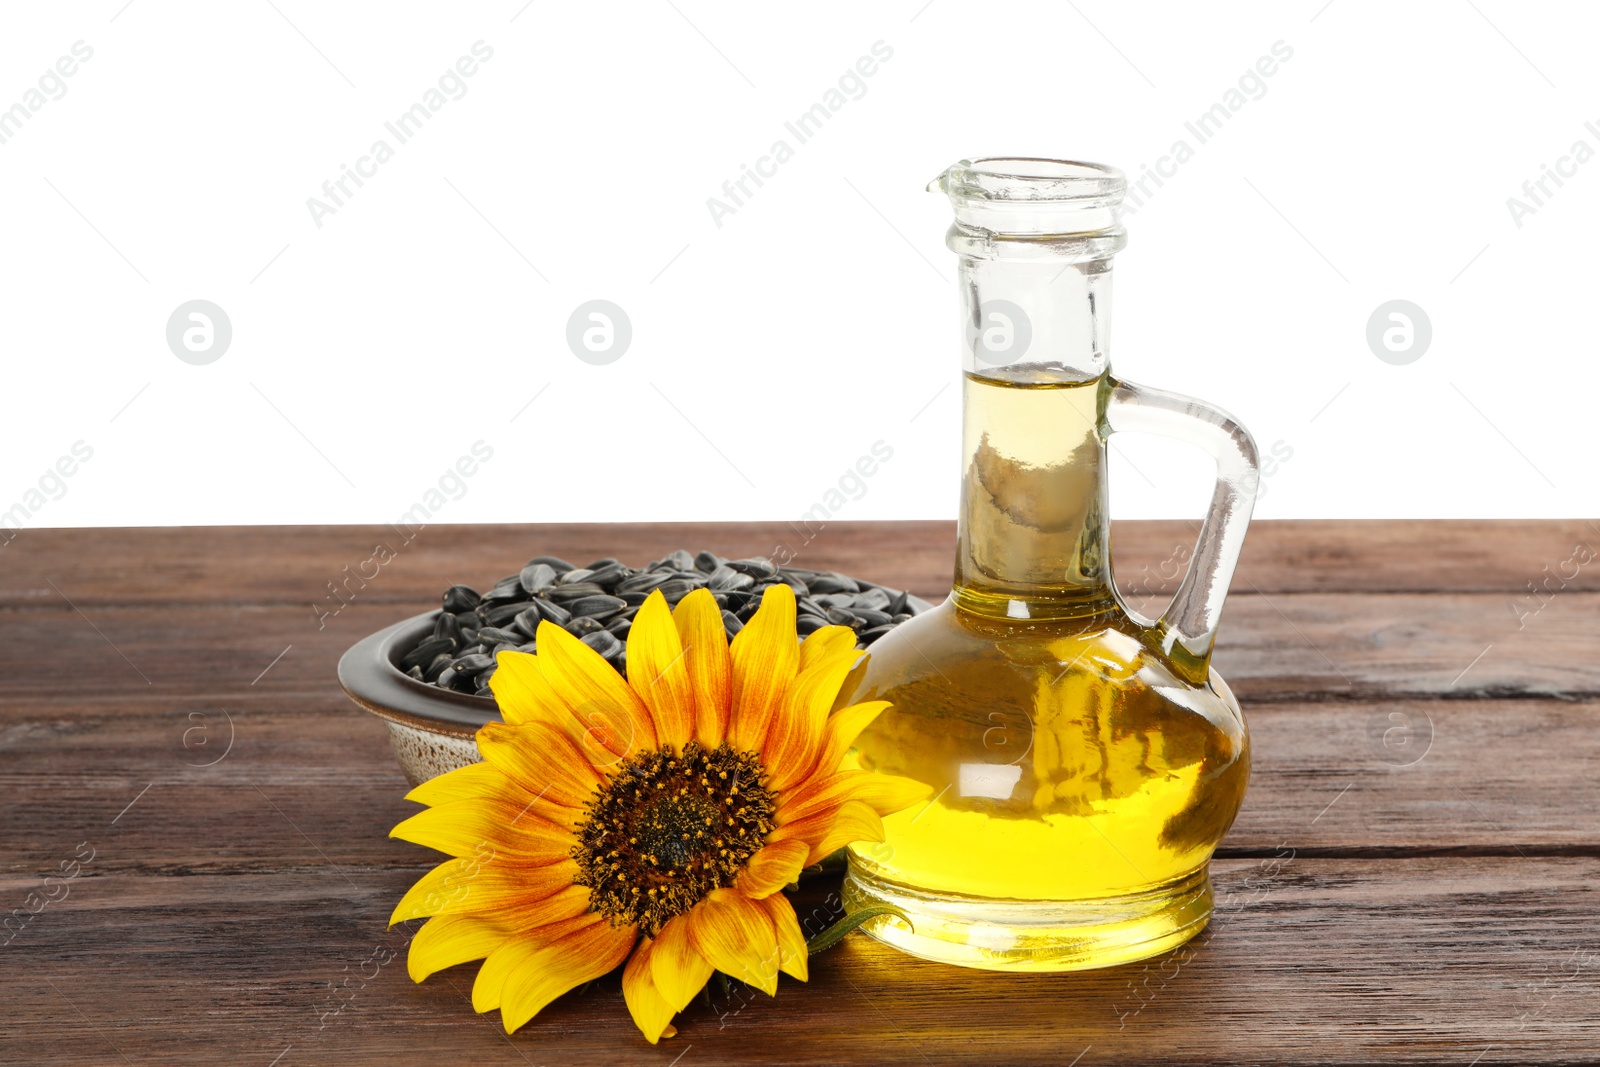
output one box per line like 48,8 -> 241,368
930,158 -> 1127,204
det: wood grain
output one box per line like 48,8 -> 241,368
2,521 -> 1598,1065
3,860 -> 1595,1066
3,519 -> 1598,608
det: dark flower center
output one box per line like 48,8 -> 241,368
572,741 -> 777,936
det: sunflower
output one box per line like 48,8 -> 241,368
388,582 -> 928,1041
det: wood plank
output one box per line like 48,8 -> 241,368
2,694 -> 1595,878
3,519 -> 1598,609
1,858 -> 1594,1065
3,586 -> 1597,710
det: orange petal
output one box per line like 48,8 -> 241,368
488,649 -> 571,728
622,937 -> 679,1044
390,857 -> 579,924
390,796 -> 579,857
626,591 -> 695,749
807,700 -> 892,782
736,839 -> 809,900
535,619 -> 656,762
404,886 -> 592,981
649,913 -> 714,1013
674,588 -> 732,747
728,584 -> 799,752
753,891 -> 809,982
475,720 -> 604,809
496,915 -> 637,1032
763,653 -> 863,794
685,887 -> 780,996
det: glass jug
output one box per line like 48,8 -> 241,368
841,158 -> 1260,971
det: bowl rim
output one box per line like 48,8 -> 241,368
339,588 -> 937,739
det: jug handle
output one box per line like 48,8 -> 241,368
1103,378 -> 1260,686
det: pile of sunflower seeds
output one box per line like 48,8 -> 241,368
398,549 -> 924,699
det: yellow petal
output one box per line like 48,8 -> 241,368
472,912 -> 594,1013
674,588 -> 732,747
535,620 -> 656,763
403,760 -> 503,808
622,937 -> 679,1044
776,770 -> 930,827
685,887 -> 780,996
475,720 -> 604,809
625,591 -> 695,749
390,857 -> 578,924
736,839 -> 809,900
754,891 -> 809,982
799,624 -> 857,672
728,584 -> 799,752
807,700 -> 892,782
406,914 -> 512,983
803,799 -> 885,864
848,771 -> 935,817
648,913 -> 713,1013
391,796 -> 578,858
498,915 -> 637,1033
489,649 -> 571,728
404,886 -> 592,981
763,653 -> 863,793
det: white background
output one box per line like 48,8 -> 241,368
1,0 -> 1594,531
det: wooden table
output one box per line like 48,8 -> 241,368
3,520 -> 1597,1065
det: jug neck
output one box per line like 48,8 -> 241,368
934,158 -> 1128,622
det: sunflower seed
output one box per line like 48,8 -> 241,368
817,593 -> 858,610
708,566 -> 754,592
402,636 -> 455,670
606,617 -> 632,638
693,550 -> 724,573
887,590 -> 910,615
451,653 -> 495,673
809,573 -> 859,595
656,579 -> 698,603
564,616 -> 606,638
527,555 -> 575,574
617,571 -> 672,595
852,608 -> 892,627
585,557 -> 621,570
405,665 -> 425,681
519,562 -> 558,595
532,598 -> 571,626
512,607 -> 543,639
722,609 -> 744,637
796,615 -> 828,635
854,587 -> 892,612
482,575 -> 526,604
726,558 -> 777,579
581,630 -> 621,659
567,595 -> 626,621
825,607 -> 857,627
476,626 -> 523,647
441,585 -> 481,613
544,582 -> 606,603
655,549 -> 694,572
475,666 -> 497,689
586,564 -> 629,592
432,612 -> 463,644
557,568 -> 596,586
858,624 -> 896,644
478,601 -> 531,628
424,652 -> 454,682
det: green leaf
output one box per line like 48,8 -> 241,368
805,905 -> 913,955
